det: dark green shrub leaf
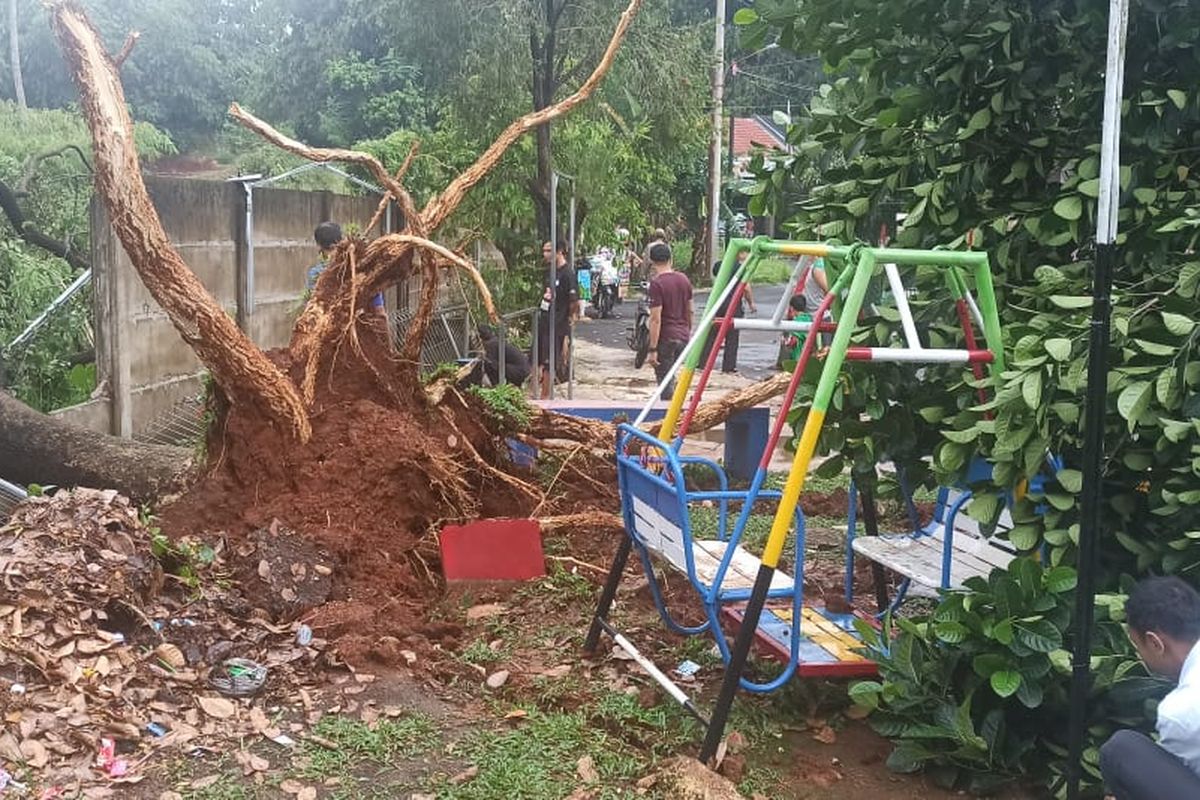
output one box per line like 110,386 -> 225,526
1014,619 -> 1063,653
1044,338 -> 1072,361
990,670 -> 1022,698
1044,566 -> 1078,593
1053,196 -> 1083,221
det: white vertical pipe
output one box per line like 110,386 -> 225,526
884,263 -> 921,349
1095,0 -> 1129,246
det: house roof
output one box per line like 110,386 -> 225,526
730,115 -> 788,156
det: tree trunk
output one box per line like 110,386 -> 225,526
8,0 -> 25,109
0,390 -> 190,502
49,5 -> 311,442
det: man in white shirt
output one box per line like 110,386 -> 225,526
1100,576 -> 1200,799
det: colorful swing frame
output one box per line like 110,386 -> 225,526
585,236 -> 1006,755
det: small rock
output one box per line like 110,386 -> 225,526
448,766 -> 479,785
577,754 -> 599,783
206,640 -> 234,664
466,603 -> 506,622
485,670 -> 510,689
813,725 -> 837,745
655,757 -> 748,799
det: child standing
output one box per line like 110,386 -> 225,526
778,294 -> 812,368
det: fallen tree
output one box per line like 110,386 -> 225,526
0,389 -> 189,501
31,0 -> 799,584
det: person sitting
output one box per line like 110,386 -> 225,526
1099,576 -> 1200,799
466,324 -> 531,388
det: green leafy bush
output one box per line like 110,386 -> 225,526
738,0 -> 1200,791
852,563 -> 1167,794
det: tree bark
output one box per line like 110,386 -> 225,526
0,390 -> 190,502
49,3 -> 311,442
651,371 -> 792,438
8,0 -> 25,109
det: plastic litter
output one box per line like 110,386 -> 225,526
675,659 -> 701,677
0,767 -> 24,792
146,722 -> 168,738
9,683 -> 24,695
95,738 -> 130,778
208,658 -> 268,697
269,733 -> 296,747
295,625 -> 313,647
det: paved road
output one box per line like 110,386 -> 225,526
574,283 -> 789,382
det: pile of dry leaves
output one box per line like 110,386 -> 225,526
0,489 -> 339,796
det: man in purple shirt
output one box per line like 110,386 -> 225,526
644,242 -> 693,400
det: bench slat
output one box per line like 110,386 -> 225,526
852,533 -> 1009,590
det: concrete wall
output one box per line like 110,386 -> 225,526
61,176 -> 390,436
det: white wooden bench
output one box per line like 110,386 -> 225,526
849,487 -> 1018,594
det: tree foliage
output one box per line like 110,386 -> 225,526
742,0 -> 1200,791
0,102 -> 174,410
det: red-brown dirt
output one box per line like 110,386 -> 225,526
160,330 -> 547,666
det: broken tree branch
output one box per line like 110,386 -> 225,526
228,103 -> 423,236
650,372 -> 792,438
419,0 -> 644,231
114,30 -> 138,68
17,144 -> 92,195
50,2 -> 311,442
0,176 -> 90,271
389,234 -> 496,322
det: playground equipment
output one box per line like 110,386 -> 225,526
584,236 -> 1007,758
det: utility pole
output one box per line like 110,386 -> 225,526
9,0 -> 27,109
705,0 -> 727,270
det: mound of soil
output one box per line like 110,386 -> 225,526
160,335 -> 557,667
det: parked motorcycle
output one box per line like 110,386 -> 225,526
627,281 -> 651,367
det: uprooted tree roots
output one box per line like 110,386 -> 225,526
44,0 -> 790,660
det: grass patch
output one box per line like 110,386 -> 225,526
747,257 -> 795,285
162,756 -> 267,800
437,695 -> 697,800
459,638 -> 505,667
515,561 -> 596,607
298,713 -> 439,782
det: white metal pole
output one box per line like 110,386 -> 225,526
1066,1 -> 1129,798
884,263 -> 921,349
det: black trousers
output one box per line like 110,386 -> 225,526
701,326 -> 740,372
1100,730 -> 1200,800
654,340 -> 685,401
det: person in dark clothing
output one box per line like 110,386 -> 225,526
307,222 -> 386,317
644,242 -> 693,400
1100,576 -> 1200,799
700,254 -> 757,373
535,237 -> 580,398
467,325 -> 531,387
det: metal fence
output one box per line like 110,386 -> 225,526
0,478 -> 28,522
391,303 -> 475,370
134,391 -> 208,448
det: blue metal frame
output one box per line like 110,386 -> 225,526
615,423 -> 807,692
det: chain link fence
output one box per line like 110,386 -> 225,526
0,478 -> 28,522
